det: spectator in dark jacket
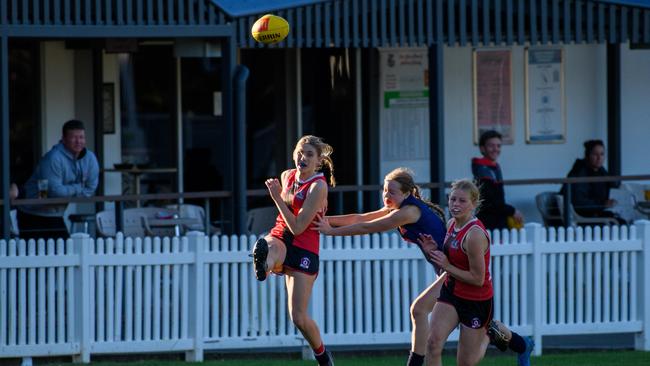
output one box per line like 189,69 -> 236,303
471,130 -> 523,230
560,139 -> 624,223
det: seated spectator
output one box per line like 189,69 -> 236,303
471,130 -> 524,231
560,139 -> 625,224
17,120 -> 99,239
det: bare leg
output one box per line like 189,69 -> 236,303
253,235 -> 288,280
456,326 -> 490,366
264,235 -> 287,272
410,273 -> 446,355
285,270 -> 323,348
425,302 -> 459,366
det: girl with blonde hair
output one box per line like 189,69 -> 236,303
252,135 -> 336,365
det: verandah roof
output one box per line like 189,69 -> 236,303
597,0 -> 650,8
2,1 -> 648,47
211,0 -> 329,17
220,0 -> 650,48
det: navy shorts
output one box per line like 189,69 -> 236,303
438,284 -> 493,329
272,229 -> 320,275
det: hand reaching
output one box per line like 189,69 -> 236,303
416,233 -> 439,260
429,250 -> 450,272
417,233 -> 449,271
264,178 -> 283,202
312,215 -> 333,235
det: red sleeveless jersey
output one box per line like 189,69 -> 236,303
270,170 -> 327,254
443,218 -> 493,300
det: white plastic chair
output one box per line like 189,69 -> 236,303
246,206 -> 278,236
557,195 -> 618,226
96,210 -> 116,237
10,209 -> 19,237
124,207 -> 178,237
165,203 -> 220,234
609,186 -> 643,223
96,208 -> 178,238
535,192 -> 564,227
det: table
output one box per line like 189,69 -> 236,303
103,167 -> 177,206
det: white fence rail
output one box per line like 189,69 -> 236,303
1,221 -> 649,362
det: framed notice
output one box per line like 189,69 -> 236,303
525,48 -> 565,144
473,49 -> 513,144
378,48 -> 430,186
102,83 -> 116,134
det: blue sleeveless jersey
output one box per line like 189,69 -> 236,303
397,195 -> 446,271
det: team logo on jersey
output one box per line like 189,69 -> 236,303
300,257 -> 311,269
471,317 -> 481,329
295,189 -> 305,200
446,230 -> 459,250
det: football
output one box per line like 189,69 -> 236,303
251,14 -> 290,44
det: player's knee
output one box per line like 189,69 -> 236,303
426,332 -> 446,356
410,300 -> 427,320
289,309 -> 310,330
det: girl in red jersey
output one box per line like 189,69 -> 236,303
424,179 -> 494,366
251,135 -> 335,366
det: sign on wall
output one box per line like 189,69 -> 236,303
473,49 -> 514,144
525,48 -> 566,144
379,48 -> 430,184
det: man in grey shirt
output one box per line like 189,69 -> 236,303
18,119 -> 99,239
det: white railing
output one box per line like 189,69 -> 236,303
1,221 -> 649,362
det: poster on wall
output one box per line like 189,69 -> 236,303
473,49 -> 513,144
379,48 -> 430,184
525,48 -> 565,143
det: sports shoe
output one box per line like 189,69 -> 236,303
315,349 -> 335,366
517,336 -> 534,366
324,350 -> 335,366
252,238 -> 269,281
487,320 -> 509,352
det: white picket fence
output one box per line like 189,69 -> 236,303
1,221 -> 649,363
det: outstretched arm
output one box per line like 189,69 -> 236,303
314,205 -> 419,236
325,208 -> 391,227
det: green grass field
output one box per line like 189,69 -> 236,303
35,350 -> 650,366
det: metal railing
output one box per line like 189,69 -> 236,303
2,174 -> 649,239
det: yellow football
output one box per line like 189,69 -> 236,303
251,14 -> 290,44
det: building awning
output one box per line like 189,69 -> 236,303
597,0 -> 650,8
211,0 -> 329,17
230,0 -> 650,48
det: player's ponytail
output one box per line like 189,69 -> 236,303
412,186 -> 445,223
320,154 -> 336,187
384,167 -> 445,223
